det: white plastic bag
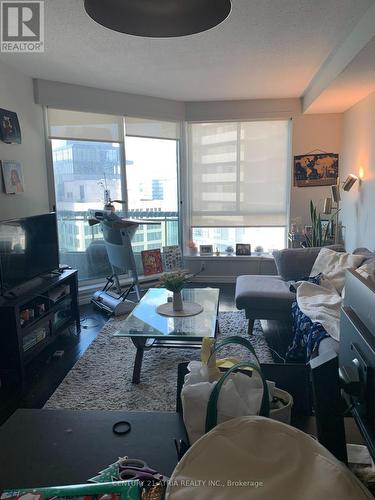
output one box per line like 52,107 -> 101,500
181,336 -> 293,444
182,359 -> 267,444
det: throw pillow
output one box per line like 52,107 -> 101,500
310,247 -> 364,293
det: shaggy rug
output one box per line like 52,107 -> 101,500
45,311 -> 273,411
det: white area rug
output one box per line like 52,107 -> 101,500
45,311 -> 273,411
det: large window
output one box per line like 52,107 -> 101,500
187,120 -> 290,251
125,136 -> 179,253
48,110 -> 180,281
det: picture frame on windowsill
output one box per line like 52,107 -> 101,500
236,243 -> 251,256
199,244 -> 213,255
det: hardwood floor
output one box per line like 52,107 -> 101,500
0,283 -> 291,425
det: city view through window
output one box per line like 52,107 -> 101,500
52,137 -> 179,280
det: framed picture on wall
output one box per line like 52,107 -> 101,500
294,153 -> 338,187
1,160 -> 24,194
0,109 -> 22,144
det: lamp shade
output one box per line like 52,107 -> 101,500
331,184 -> 341,203
323,197 -> 333,214
343,174 -> 358,192
84,0 -> 232,37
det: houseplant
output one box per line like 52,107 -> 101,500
304,200 -> 338,247
158,271 -> 193,311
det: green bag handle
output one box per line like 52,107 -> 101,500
209,335 -> 261,365
205,361 -> 270,434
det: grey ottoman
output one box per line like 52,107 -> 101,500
235,275 -> 295,335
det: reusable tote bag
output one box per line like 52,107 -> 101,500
181,337 -> 293,444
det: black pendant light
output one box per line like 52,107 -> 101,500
84,0 -> 232,38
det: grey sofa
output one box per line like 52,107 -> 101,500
235,245 -> 344,336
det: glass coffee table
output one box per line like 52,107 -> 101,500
114,288 -> 220,383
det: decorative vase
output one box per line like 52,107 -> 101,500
173,290 -> 183,311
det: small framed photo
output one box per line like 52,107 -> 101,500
0,108 -> 22,144
200,244 -> 213,255
236,243 -> 251,256
320,219 -> 334,238
1,160 -> 24,194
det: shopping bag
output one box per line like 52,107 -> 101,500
181,335 -> 270,444
182,336 -> 293,444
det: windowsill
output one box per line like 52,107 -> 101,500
184,253 -> 274,260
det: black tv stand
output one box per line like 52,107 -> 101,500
0,269 -> 80,392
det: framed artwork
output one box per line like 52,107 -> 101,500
294,153 -> 338,187
141,249 -> 163,276
304,225 -> 312,238
162,245 -> 183,271
320,219 -> 334,239
0,109 -> 22,144
236,243 -> 251,256
1,160 -> 24,194
199,244 -> 213,255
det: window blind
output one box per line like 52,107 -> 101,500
47,108 -> 123,142
188,120 -> 290,227
125,117 -> 180,139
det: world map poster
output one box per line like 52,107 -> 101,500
294,153 -> 338,187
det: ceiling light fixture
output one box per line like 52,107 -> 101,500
84,0 -> 232,38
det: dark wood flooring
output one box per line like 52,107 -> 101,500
0,283 -> 291,425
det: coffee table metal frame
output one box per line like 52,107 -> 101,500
114,288 -> 220,384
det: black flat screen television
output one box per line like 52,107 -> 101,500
0,213 -> 59,295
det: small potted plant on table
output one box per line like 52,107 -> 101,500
158,271 -> 193,311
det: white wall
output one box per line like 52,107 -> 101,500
0,60 -> 49,220
341,90 -> 375,251
291,113 -> 343,227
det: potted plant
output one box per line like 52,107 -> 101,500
225,245 -> 234,255
158,271 -> 193,311
304,200 -> 338,247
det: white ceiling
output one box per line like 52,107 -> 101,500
0,0 -> 373,102
304,36 -> 375,113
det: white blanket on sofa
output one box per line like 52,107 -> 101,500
296,277 -> 342,341
296,248 -> 364,341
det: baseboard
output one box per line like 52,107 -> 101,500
191,276 -> 237,284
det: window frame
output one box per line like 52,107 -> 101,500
44,108 -> 183,287
183,119 -> 292,251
